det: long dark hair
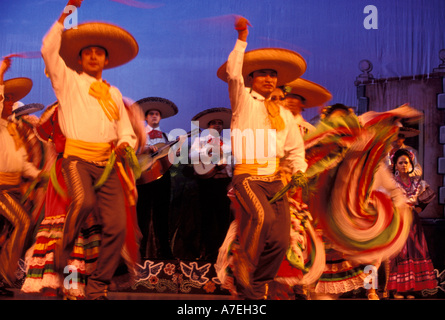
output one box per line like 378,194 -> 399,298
392,148 -> 415,175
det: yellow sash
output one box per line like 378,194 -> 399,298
234,157 -> 279,176
0,172 -> 21,185
89,81 -> 120,121
64,138 -> 112,162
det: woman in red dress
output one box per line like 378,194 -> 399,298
385,148 -> 437,299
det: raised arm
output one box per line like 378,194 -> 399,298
41,0 -> 82,93
0,57 -> 12,116
0,56 -> 12,85
226,16 -> 252,115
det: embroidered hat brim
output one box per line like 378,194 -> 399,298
4,77 -> 33,102
12,103 -> 45,117
134,97 -> 178,119
285,78 -> 332,108
192,107 -> 232,129
217,47 -> 307,87
59,22 -> 139,71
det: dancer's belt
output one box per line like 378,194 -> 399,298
64,138 -> 112,162
234,157 -> 279,176
0,172 -> 21,185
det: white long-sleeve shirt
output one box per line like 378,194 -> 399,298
226,40 -> 307,175
41,21 -> 136,149
0,85 -> 40,179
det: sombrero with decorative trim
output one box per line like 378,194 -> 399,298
217,48 -> 306,87
12,101 -> 45,117
3,77 -> 33,102
285,78 -> 332,108
134,97 -> 178,119
192,107 -> 232,129
59,22 -> 139,72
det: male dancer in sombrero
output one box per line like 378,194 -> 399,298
0,56 -> 41,297
216,16 -> 308,299
283,78 -> 332,136
41,0 -> 138,300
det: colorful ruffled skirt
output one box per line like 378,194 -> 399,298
386,210 -> 437,293
21,159 -> 101,298
314,248 -> 367,294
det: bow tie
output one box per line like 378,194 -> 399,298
149,130 -> 164,139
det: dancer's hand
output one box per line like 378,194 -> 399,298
234,15 -> 251,41
0,57 -> 12,83
115,142 -> 130,157
234,15 -> 251,31
58,0 -> 83,24
67,0 -> 83,8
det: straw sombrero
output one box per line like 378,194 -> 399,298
3,77 -> 33,102
134,97 -> 178,119
12,101 -> 45,117
217,48 -> 306,87
192,107 -> 232,129
285,78 -> 332,108
59,22 -> 138,72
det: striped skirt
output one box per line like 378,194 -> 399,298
386,211 -> 437,293
21,159 -> 101,298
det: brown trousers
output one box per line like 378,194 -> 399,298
0,186 -> 31,285
60,156 -> 126,299
232,173 -> 290,299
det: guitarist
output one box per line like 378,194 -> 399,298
190,107 -> 233,261
135,97 -> 178,260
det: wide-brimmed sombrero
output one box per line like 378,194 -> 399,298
192,107 -> 232,129
59,22 -> 138,72
217,48 -> 306,87
3,77 -> 33,102
285,78 -> 332,108
134,97 -> 178,119
12,101 -> 45,117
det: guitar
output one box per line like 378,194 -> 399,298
136,131 -> 192,184
192,137 -> 230,179
193,162 -> 227,179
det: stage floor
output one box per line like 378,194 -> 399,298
4,288 -> 444,300
4,288 -> 233,300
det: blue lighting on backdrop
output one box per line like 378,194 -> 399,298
1,0 -> 444,132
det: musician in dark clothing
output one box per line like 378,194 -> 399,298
190,108 -> 233,261
135,97 -> 178,260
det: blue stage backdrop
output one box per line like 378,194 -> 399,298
1,0 -> 444,132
